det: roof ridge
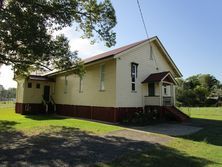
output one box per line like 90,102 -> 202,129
84,38 -> 152,64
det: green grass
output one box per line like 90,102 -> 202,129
100,107 -> 222,167
0,101 -> 15,108
180,107 -> 222,120
0,104 -> 122,134
166,107 -> 222,167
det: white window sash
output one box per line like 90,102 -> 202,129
64,76 -> 68,94
79,77 -> 83,93
100,64 -> 105,91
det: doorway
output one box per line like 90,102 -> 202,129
43,86 -> 50,102
148,83 -> 155,96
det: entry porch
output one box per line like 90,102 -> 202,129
142,71 -> 177,107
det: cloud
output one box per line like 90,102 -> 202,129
69,38 -> 108,59
54,25 -> 109,59
0,65 -> 17,89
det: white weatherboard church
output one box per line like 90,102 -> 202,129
15,36 -> 189,122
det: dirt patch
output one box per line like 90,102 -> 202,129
131,123 -> 202,136
105,129 -> 172,144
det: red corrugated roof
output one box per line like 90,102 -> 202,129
84,39 -> 149,64
29,75 -> 55,82
142,71 -> 170,83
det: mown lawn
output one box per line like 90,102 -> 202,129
0,103 -> 122,134
180,107 -> 222,120
0,101 -> 15,108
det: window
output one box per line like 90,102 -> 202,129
51,84 -> 55,94
36,83 -> 40,89
148,83 -> 155,96
164,86 -> 167,95
79,77 -> 83,93
131,63 -> 138,92
28,82 -> 32,88
64,75 -> 68,94
99,64 -> 105,91
149,45 -> 153,60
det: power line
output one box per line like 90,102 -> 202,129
136,0 -> 149,39
136,0 -> 159,70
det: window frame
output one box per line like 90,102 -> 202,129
149,45 -> 153,60
99,64 -> 105,91
27,82 -> 32,88
79,77 -> 83,93
131,63 -> 138,92
36,83 -> 41,89
64,75 -> 68,94
164,86 -> 167,95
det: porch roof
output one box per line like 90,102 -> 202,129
141,71 -> 177,85
28,75 -> 55,82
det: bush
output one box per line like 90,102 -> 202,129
121,109 -> 162,126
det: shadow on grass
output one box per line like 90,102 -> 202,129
0,120 -> 215,167
0,120 -> 18,131
24,114 -> 67,121
179,118 -> 222,147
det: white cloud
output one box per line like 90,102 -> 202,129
0,65 -> 17,89
54,26 -> 109,59
69,38 -> 108,59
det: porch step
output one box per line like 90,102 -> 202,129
164,106 -> 190,122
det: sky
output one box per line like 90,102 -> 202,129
0,0 -> 222,89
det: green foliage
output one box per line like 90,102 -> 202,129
176,74 -> 222,107
0,0 -> 117,76
122,110 -> 162,126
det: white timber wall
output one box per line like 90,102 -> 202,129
115,41 -> 176,107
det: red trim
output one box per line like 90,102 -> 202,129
29,75 -> 55,82
56,104 -> 138,123
15,103 -> 44,114
142,71 -> 170,83
16,103 -> 189,123
15,103 -> 143,123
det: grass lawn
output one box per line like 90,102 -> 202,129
0,103 -> 122,134
0,101 -> 15,108
0,103 -> 222,166
180,107 -> 222,120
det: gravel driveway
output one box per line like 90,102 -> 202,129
131,123 -> 202,136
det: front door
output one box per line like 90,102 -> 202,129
43,86 -> 50,102
148,83 -> 155,96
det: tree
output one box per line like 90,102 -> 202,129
199,74 -> 220,93
0,0 -> 117,76
183,75 -> 200,90
176,74 -> 222,107
194,86 -> 208,106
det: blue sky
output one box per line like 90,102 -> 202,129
111,0 -> 222,81
0,0 -> 222,88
